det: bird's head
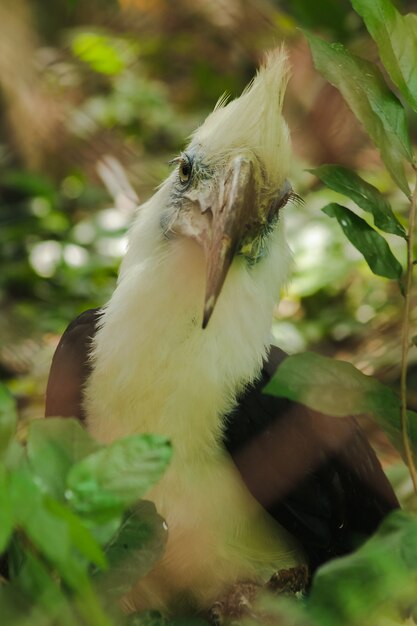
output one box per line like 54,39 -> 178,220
125,49 -> 293,329
162,49 -> 293,327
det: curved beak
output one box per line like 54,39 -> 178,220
173,156 -> 290,328
201,157 -> 256,328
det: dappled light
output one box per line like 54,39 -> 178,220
0,1 -> 417,625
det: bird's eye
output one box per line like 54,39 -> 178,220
178,156 -> 192,184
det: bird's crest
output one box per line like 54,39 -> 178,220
190,47 -> 291,187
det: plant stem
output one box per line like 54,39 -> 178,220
401,167 -> 417,494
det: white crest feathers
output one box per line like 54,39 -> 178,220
190,47 -> 291,187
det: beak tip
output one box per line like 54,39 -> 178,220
202,295 -> 216,329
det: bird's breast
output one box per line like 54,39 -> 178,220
83,226 -> 297,611
123,450 -> 302,613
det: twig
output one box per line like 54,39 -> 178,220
400,166 -> 417,495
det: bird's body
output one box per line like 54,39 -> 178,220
84,219 -> 298,612
46,49 -> 398,617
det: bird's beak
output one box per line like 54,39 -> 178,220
173,156 -> 289,328
200,156 -> 257,328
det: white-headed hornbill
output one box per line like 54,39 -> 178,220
45,50 -> 398,618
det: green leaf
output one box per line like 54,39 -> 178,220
0,467 -> 13,553
9,469 -> 70,564
352,0 -> 417,113
308,510 -> 417,626
304,30 -> 413,196
3,441 -> 24,472
45,498 -> 107,569
0,384 -> 17,461
7,535 -> 26,581
27,418 -> 100,500
264,352 -> 393,418
0,170 -> 57,204
264,351 -> 417,459
14,552 -> 78,626
67,434 -> 172,516
72,32 -> 126,75
0,585 -> 33,626
310,165 -> 406,238
95,501 -> 167,598
9,468 -> 89,591
322,203 -> 402,279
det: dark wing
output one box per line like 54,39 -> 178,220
223,346 -> 399,573
45,308 -> 101,421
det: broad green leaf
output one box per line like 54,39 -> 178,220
304,30 -> 413,196
9,469 -> 89,591
27,418 -> 100,500
264,351 -> 417,458
310,165 -> 406,238
308,510 -> 417,626
322,203 -> 402,279
0,384 -> 17,460
0,467 -> 13,553
95,501 -> 167,598
85,514 -> 124,549
4,441 -> 24,471
9,469 -> 70,566
67,434 -> 172,515
352,0 -> 417,113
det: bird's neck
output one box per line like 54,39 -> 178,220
84,203 -> 290,458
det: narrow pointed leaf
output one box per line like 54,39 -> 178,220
322,203 -> 402,279
352,0 -> 417,114
304,31 -> 412,196
264,351 -> 417,459
310,165 -> 406,238
322,202 -> 403,278
45,498 -> 107,569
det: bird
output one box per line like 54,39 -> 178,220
45,49 -> 398,620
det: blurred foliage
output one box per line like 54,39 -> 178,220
0,0 -> 417,624
0,386 -> 173,626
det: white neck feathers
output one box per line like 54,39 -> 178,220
84,192 -> 291,458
